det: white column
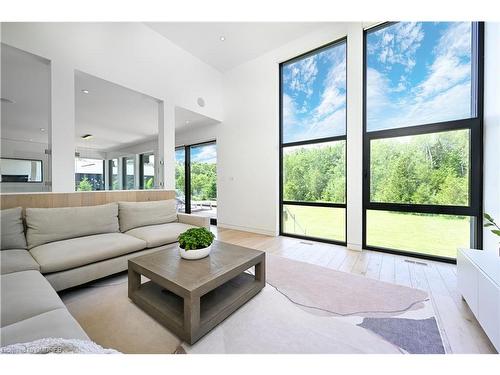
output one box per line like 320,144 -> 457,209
50,62 -> 75,192
483,22 -> 500,252
346,23 -> 364,251
157,100 -> 175,190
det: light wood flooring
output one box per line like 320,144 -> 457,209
213,226 -> 497,354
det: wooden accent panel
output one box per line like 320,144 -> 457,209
0,190 -> 175,211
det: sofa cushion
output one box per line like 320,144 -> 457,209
118,200 -> 177,232
126,222 -> 196,248
1,270 -> 65,327
0,308 -> 89,347
25,203 -> 119,249
1,207 -> 27,250
1,249 -> 40,275
30,233 -> 147,274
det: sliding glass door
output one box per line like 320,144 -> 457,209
363,22 -> 483,261
175,141 -> 217,224
279,38 -> 347,244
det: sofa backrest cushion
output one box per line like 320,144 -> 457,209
25,203 -> 119,249
118,200 -> 177,232
1,207 -> 27,250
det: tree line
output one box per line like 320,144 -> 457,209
175,162 -> 217,201
283,130 -> 468,206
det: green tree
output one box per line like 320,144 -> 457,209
77,177 -> 93,191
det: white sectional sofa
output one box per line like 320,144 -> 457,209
0,199 -> 209,348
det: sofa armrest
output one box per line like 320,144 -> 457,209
177,213 -> 210,229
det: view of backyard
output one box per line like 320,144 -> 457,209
283,207 -> 469,259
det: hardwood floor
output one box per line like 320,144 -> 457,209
213,226 -> 497,354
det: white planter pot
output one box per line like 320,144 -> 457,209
178,244 -> 212,260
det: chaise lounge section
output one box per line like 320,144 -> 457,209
0,198 -> 209,349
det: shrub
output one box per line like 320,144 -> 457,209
178,227 -> 215,250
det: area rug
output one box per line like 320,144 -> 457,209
61,254 -> 445,354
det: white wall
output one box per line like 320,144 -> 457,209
1,22 -> 224,191
483,22 -> 500,253
218,23 -> 357,238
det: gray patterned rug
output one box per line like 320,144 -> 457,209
182,255 -> 445,354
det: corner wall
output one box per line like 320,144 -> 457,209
483,22 -> 500,253
218,24 -> 360,238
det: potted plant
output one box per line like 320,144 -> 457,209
178,227 -> 216,260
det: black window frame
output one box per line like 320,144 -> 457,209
362,22 -> 484,263
176,140 -> 217,226
279,37 -> 348,246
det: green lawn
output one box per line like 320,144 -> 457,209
283,205 -> 345,242
283,207 -> 470,259
367,210 -> 470,259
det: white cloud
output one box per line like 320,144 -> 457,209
370,22 -> 424,71
415,22 -> 471,100
282,94 -> 298,127
367,22 -> 473,131
285,55 -> 318,97
284,45 -> 347,142
192,145 -> 216,164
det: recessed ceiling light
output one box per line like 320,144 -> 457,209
219,36 -> 226,41
185,120 -> 190,125
81,89 -> 90,94
81,134 -> 93,140
40,128 -> 46,132
0,97 -> 15,104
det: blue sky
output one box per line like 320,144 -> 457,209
367,22 -> 472,131
282,41 -> 346,143
176,144 -> 216,164
282,22 -> 473,139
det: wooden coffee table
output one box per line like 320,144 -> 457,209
128,240 -> 265,345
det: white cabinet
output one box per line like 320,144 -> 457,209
457,248 -> 500,352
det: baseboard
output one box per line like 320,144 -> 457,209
217,222 -> 277,237
347,243 -> 363,252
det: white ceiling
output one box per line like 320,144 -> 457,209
145,22 -> 326,72
1,43 -> 51,144
75,71 -> 160,151
175,106 -> 219,132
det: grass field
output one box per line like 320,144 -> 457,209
283,205 -> 346,242
283,206 -> 470,259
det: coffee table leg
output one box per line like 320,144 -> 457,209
255,256 -> 266,285
183,294 -> 201,344
128,265 -> 141,298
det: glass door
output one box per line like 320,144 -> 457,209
189,142 -> 217,223
176,141 -> 217,224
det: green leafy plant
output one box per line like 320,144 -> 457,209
178,227 -> 215,251
77,177 -> 93,191
484,213 -> 500,242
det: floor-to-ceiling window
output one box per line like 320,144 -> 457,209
363,22 -> 483,261
176,141 -> 217,224
279,38 -> 347,244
